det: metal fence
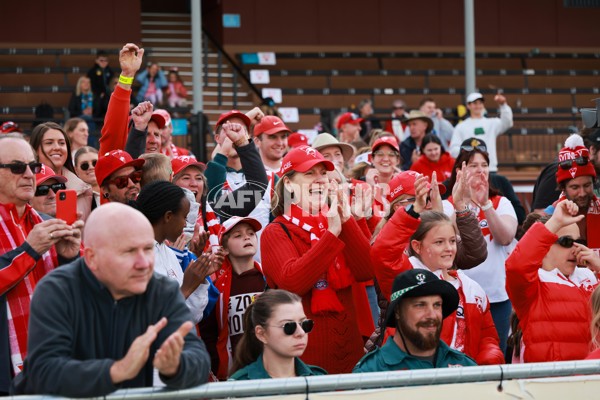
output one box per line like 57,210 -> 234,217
8,359 -> 600,400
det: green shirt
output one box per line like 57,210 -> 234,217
229,354 -> 327,380
353,337 -> 477,373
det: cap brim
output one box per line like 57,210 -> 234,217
220,217 -> 263,243
173,162 -> 206,176
294,159 -> 335,173
150,115 -> 166,129
384,279 -> 459,328
98,158 -> 145,186
37,175 -> 68,185
257,126 -> 291,136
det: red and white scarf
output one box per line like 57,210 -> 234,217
0,203 -> 57,374
282,204 -> 353,314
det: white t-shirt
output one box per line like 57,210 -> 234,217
443,197 -> 517,302
448,104 -> 513,172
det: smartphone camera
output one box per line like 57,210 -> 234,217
59,192 -> 66,201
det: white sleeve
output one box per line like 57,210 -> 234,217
493,104 -> 513,136
442,199 -> 455,216
185,280 -> 210,324
449,123 -> 466,158
496,196 -> 517,220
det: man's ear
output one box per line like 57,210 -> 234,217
84,247 -> 97,271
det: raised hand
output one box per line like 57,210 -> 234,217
110,317 -> 167,384
452,162 -> 471,210
573,243 -> 600,272
545,199 -> 584,233
412,173 -> 429,214
119,43 -> 144,79
131,101 -> 153,130
429,171 -> 443,212
153,321 -> 194,378
245,107 -> 265,125
469,171 -> 489,208
221,121 -> 249,147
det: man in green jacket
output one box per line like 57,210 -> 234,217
353,269 -> 476,372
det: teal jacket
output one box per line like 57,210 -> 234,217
229,354 -> 327,380
353,337 -> 477,373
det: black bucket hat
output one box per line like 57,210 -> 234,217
384,269 -> 459,329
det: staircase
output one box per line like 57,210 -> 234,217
140,12 -> 256,150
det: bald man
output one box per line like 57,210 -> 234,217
12,203 -> 210,397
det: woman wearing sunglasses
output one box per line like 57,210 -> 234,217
30,122 -> 93,221
74,147 -> 100,210
229,289 -> 326,380
506,200 -> 600,362
444,142 -> 518,357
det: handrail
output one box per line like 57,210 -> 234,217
201,28 -> 263,103
8,360 -> 600,399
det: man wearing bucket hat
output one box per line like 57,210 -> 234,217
449,92 -> 513,173
400,110 -> 434,171
312,132 -> 356,171
353,269 -> 476,372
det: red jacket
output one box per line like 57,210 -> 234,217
506,222 -> 598,362
260,216 -> 373,374
409,152 -> 455,181
98,85 -> 132,156
371,208 -> 503,364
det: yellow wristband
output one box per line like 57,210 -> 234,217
118,75 -> 134,85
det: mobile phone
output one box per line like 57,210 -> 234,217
56,189 -> 77,225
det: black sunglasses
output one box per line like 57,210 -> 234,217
273,319 -> 314,335
35,182 -> 66,197
107,170 -> 142,189
460,144 -> 487,153
79,159 -> 97,171
0,162 -> 42,175
556,236 -> 587,248
558,157 -> 589,170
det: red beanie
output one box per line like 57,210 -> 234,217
556,134 -> 596,184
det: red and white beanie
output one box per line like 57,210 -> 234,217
556,134 -> 596,184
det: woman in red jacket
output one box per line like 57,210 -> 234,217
260,146 -> 374,374
410,134 -> 455,181
506,200 -> 600,362
371,172 -> 503,365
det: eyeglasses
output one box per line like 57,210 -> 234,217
460,144 -> 487,153
107,170 -> 142,189
558,157 -> 589,170
271,319 -> 314,335
373,151 -> 399,158
79,160 -> 97,171
556,236 -> 587,248
0,162 -> 42,175
35,182 -> 66,196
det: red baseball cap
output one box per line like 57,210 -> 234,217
153,109 -> 172,127
218,216 -> 263,243
36,164 -> 67,185
0,121 -> 20,134
215,110 -> 251,131
372,136 -> 400,152
387,171 -> 446,203
149,111 -> 167,129
253,115 -> 291,136
171,155 -> 206,176
288,132 -> 308,148
95,150 -> 145,186
280,146 -> 335,175
337,112 -> 363,129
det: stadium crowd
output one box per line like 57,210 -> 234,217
2,42 -> 600,396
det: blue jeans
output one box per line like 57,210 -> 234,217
366,284 -> 380,328
490,299 -> 512,358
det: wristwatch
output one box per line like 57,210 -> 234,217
405,204 -> 420,219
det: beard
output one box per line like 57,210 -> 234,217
397,317 -> 442,351
571,193 -> 592,214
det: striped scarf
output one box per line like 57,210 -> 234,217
0,203 -> 57,375
282,204 -> 353,314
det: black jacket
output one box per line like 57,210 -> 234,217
11,258 -> 210,397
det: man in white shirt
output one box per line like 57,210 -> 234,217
449,92 -> 513,173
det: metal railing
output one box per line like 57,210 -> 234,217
8,359 -> 600,399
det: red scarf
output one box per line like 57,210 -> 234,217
282,204 -> 354,314
199,201 -> 222,251
0,203 -> 57,374
211,257 -> 263,380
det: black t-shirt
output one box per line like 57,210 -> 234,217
532,161 -> 560,211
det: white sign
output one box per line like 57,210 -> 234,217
278,107 -> 299,123
257,52 -> 276,65
249,69 -> 270,84
261,88 -> 282,103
